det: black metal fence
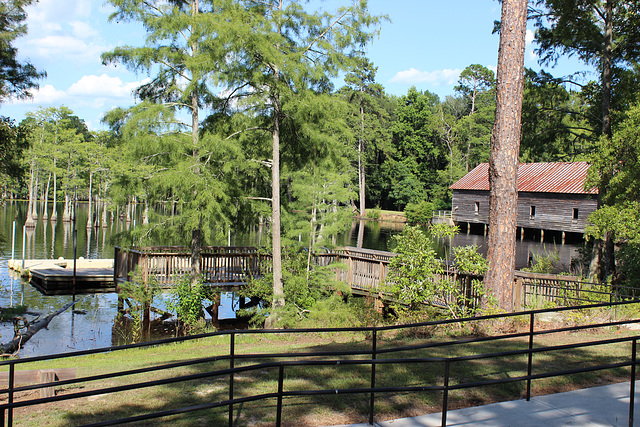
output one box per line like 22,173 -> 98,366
2,300 -> 640,426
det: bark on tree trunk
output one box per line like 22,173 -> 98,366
597,0 -> 615,282
484,0 -> 527,312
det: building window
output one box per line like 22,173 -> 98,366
474,202 -> 479,214
573,208 -> 579,220
530,206 -> 536,220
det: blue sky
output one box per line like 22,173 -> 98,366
3,0 -> 595,131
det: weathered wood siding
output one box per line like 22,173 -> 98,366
517,192 -> 598,233
452,190 -> 490,224
452,190 -> 598,233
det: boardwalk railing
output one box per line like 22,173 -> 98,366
315,247 -> 394,293
514,271 -> 632,307
114,246 -> 633,307
114,246 -> 271,287
2,300 -> 639,427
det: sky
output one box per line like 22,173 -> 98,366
3,0 -> 596,131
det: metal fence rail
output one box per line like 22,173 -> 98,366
1,300 -> 639,426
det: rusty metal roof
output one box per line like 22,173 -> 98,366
449,162 -> 598,194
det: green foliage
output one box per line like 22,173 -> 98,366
429,222 -> 459,240
522,249 -> 562,274
365,208 -> 381,220
404,200 -> 433,225
453,245 -> 488,275
118,267 -> 161,339
0,0 -> 45,103
386,226 -> 443,313
239,246 -> 351,328
520,69 -> 593,162
0,116 -> 29,185
387,227 -> 490,320
166,277 -> 210,335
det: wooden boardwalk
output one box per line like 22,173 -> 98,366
30,267 -> 115,295
8,258 -> 116,295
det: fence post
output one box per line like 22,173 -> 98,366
526,312 -> 534,401
276,365 -> 284,427
8,363 -> 14,427
369,329 -> 377,425
630,338 -> 637,427
514,277 -> 523,310
229,332 -> 235,427
442,360 -> 450,427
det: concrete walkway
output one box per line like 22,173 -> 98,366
331,381 -> 639,426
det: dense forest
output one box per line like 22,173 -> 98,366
3,0 -> 640,316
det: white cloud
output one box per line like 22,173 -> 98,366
70,21 -> 99,39
389,68 -> 462,86
526,29 -> 538,61
22,34 -> 105,65
27,0 -> 92,26
8,84 -> 68,105
68,74 -> 148,99
526,29 -> 535,46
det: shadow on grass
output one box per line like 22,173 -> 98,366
12,326 -> 638,426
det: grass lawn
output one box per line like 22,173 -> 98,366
2,321 -> 638,426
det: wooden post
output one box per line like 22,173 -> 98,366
513,276 -> 523,310
38,370 -> 56,399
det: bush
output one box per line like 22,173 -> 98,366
386,228 -> 492,320
404,201 -> 434,225
366,208 -> 381,220
166,276 -> 210,335
239,246 -> 353,327
118,267 -> 161,340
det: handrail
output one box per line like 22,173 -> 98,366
1,300 -> 639,426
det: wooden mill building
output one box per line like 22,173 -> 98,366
449,162 -> 599,240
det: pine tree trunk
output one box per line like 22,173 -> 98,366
484,0 -> 527,312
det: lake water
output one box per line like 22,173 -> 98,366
0,201 -> 583,357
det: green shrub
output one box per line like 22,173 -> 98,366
404,201 -> 434,225
117,266 -> 161,340
366,208 -> 381,220
239,246 -> 353,328
166,276 -> 210,335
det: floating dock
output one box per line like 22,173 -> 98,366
7,258 -> 115,295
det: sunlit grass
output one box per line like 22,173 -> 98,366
2,325 -> 638,426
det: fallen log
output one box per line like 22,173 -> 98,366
1,299 -> 82,355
